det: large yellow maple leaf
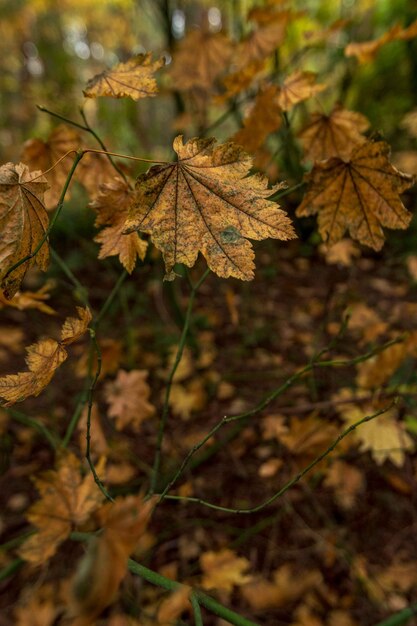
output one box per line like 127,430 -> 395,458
296,140 -> 414,250
124,136 -> 296,280
0,162 -> 49,298
18,452 -> 105,565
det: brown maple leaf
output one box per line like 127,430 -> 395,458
232,85 -> 282,154
0,307 -> 91,405
169,30 -> 233,92
0,162 -> 49,298
104,369 -> 155,431
0,280 -> 55,314
236,11 -> 291,67
200,549 -> 252,592
21,124 -> 81,209
83,53 -> 164,100
18,451 -> 105,565
296,140 -> 414,250
298,105 -> 370,162
216,59 -> 266,103
90,178 -> 147,273
345,24 -> 402,63
276,71 -> 326,112
71,495 -> 154,622
124,136 -> 296,281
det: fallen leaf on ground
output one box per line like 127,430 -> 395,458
200,548 -> 251,592
18,452 -> 105,565
105,369 -> 155,431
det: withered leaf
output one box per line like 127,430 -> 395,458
71,495 -> 154,622
0,280 -> 55,314
83,53 -> 164,100
104,369 -> 155,431
169,30 -> 233,92
298,105 -> 370,162
237,11 -> 291,67
0,307 -> 91,405
276,71 -> 326,112
233,85 -> 282,154
345,20 -> 417,63
124,136 -> 295,280
21,124 -> 81,209
296,140 -> 414,250
18,452 -> 105,565
0,162 -> 49,299
200,549 -> 251,592
90,178 -> 147,273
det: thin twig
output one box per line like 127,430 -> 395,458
149,268 -> 211,495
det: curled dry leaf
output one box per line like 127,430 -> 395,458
105,369 -> 155,431
71,495 -> 154,623
124,136 -> 295,281
200,548 -> 252,592
0,280 -> 56,314
90,177 -> 147,273
276,71 -> 326,112
298,105 -> 370,162
83,53 -> 164,100
296,140 -> 414,250
232,84 -> 282,154
0,307 -> 91,405
0,162 -> 49,299
345,19 -> 417,64
237,11 -> 291,67
21,124 -> 81,209
169,30 -> 233,92
18,452 -> 105,566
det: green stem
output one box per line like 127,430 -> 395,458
160,402 -> 395,514
7,409 -> 58,450
0,558 -> 23,582
94,270 -> 128,328
375,605 -> 417,626
190,593 -> 204,626
3,151 -> 84,284
51,248 -> 91,308
149,268 -> 210,495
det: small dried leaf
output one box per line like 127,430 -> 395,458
237,12 -> 291,67
91,177 -> 147,272
0,162 -> 49,298
169,30 -> 233,92
345,20 -> 417,64
276,71 -> 326,112
0,281 -> 55,314
71,495 -> 154,622
105,369 -> 155,431
296,140 -> 414,250
0,307 -> 91,405
84,53 -> 164,100
233,85 -> 282,153
124,136 -> 295,281
18,452 -> 105,565
298,105 -> 370,162
200,549 -> 251,592
21,124 -> 81,209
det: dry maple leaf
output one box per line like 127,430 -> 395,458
90,177 -> 147,273
0,280 -> 55,314
71,495 -> 154,622
356,342 -> 407,389
216,59 -> 266,103
237,11 -> 291,67
200,548 -> 251,592
0,162 -> 49,299
124,136 -> 295,281
83,53 -> 164,100
18,452 -> 105,566
232,84 -> 282,154
345,20 -> 417,64
169,379 -> 207,420
104,369 -> 155,431
169,30 -> 233,92
324,460 -> 364,509
298,105 -> 370,162
276,71 -> 326,112
0,307 -> 91,405
321,239 -> 361,267
296,140 -> 414,250
21,124 -> 81,209
156,587 -> 192,626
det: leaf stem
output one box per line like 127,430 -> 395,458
6,409 -> 57,449
190,593 -> 204,626
83,148 -> 168,164
149,267 -> 210,495
51,248 -> 91,308
375,604 -> 417,626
